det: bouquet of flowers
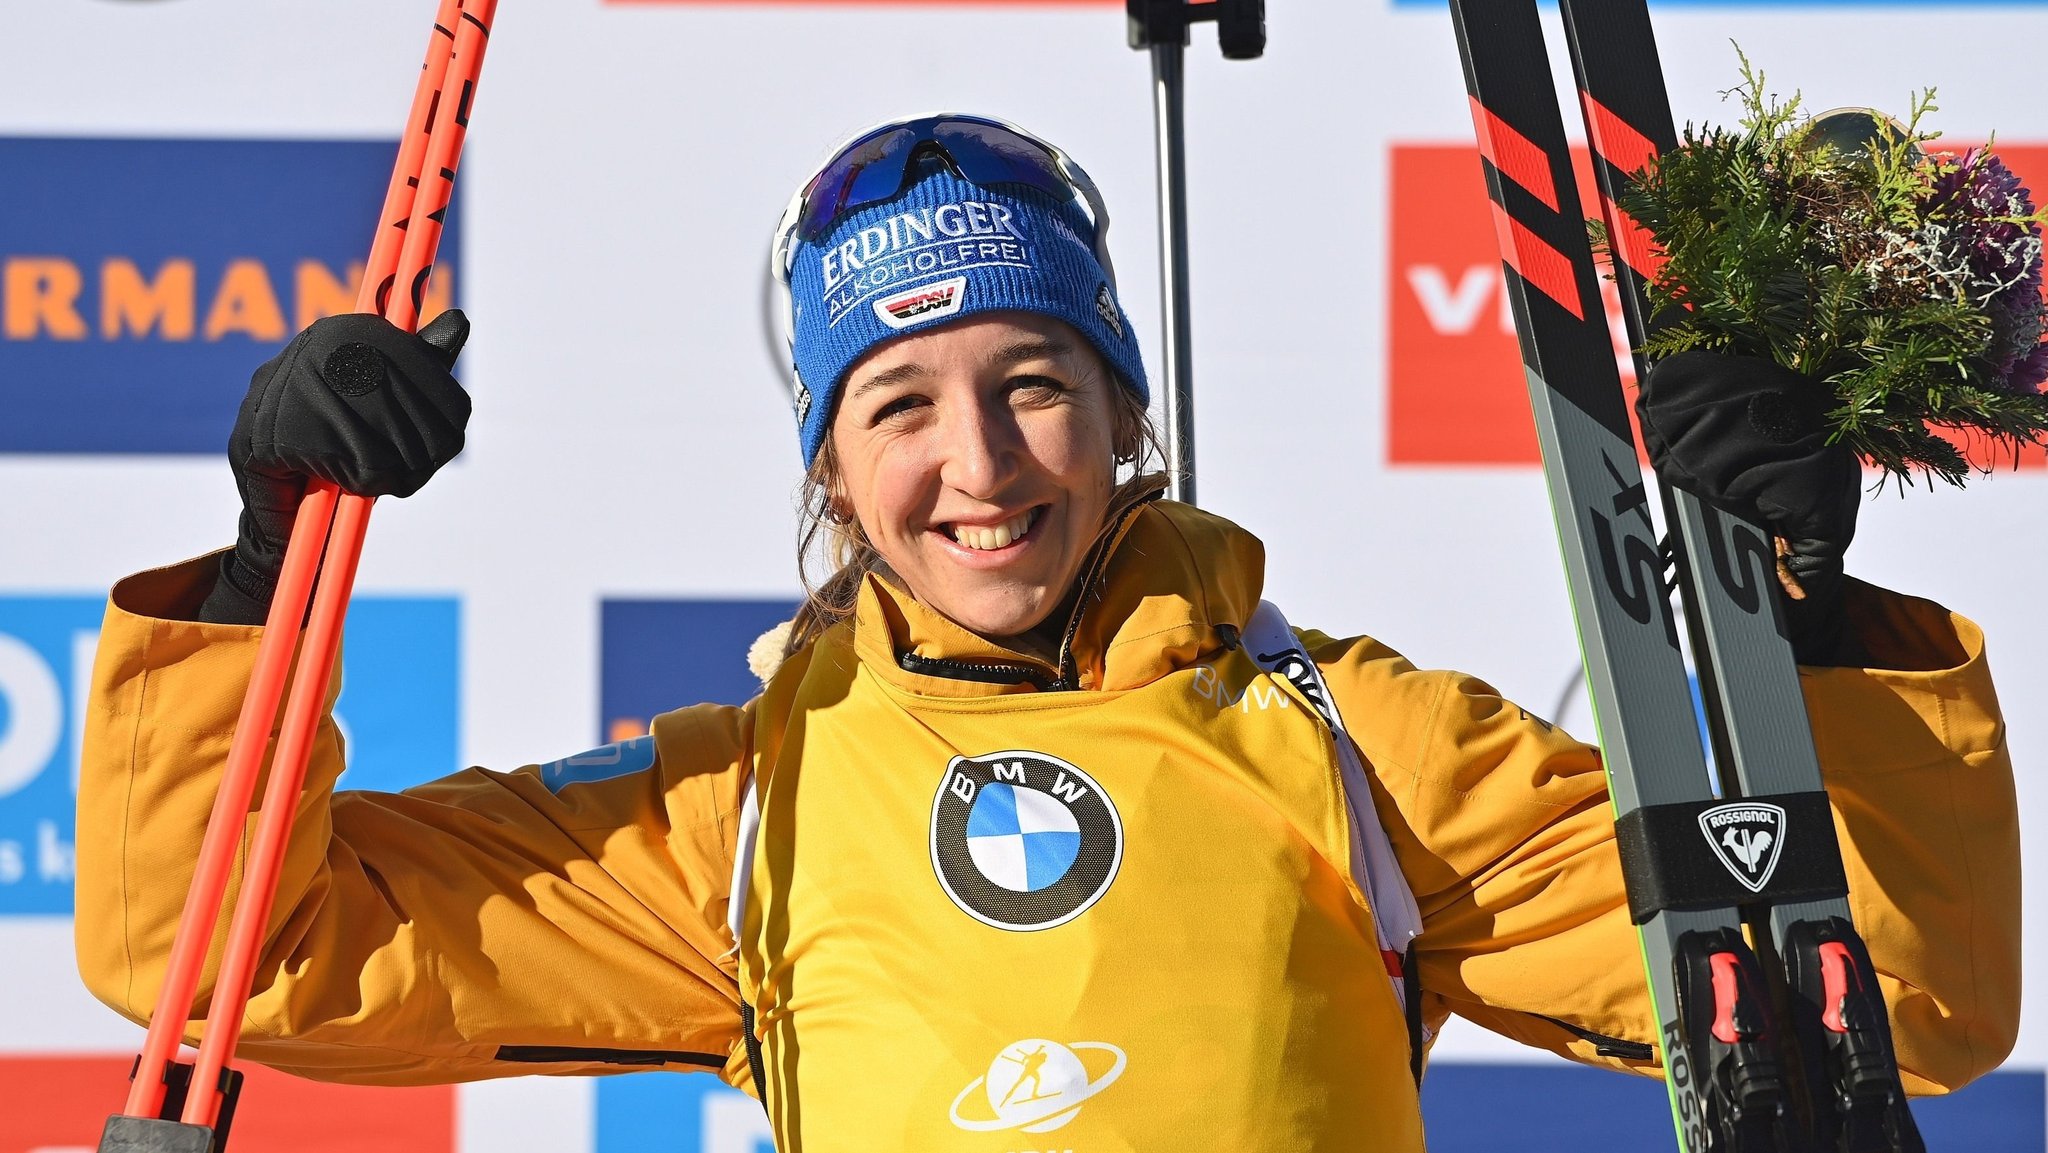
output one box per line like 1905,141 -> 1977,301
1609,51 -> 2048,486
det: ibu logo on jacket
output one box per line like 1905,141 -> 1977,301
930,750 -> 1122,931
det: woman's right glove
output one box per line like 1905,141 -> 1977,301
198,310 -> 471,625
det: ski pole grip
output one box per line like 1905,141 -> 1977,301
1127,0 -> 1264,58
1613,791 -> 1849,923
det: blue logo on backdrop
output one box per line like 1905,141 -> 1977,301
591,598 -> 795,1150
0,595 -> 458,914
589,1059 -> 2043,1152
0,137 -> 460,454
596,1072 -> 771,1153
598,598 -> 799,741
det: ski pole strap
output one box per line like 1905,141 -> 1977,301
1612,791 -> 1849,924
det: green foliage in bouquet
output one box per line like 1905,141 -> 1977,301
1606,50 -> 2048,486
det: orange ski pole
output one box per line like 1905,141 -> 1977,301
110,0 -> 468,1139
179,0 -> 497,1130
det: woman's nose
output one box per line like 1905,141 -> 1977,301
939,401 -> 1020,498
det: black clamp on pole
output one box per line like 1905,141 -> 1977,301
1126,0 -> 1264,507
99,1060 -> 245,1153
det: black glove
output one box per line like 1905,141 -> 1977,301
1635,349 -> 1864,665
198,310 -> 471,625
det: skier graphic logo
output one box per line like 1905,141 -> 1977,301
948,1038 -> 1127,1133
930,750 -> 1122,931
1698,801 -> 1787,893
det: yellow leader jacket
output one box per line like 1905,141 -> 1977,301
75,502 -> 2018,1151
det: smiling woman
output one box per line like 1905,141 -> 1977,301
73,112 -> 2019,1152
791,311 -> 1164,655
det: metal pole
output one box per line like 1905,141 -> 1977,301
1150,37 -> 1196,505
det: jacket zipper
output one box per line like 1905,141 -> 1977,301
495,1043 -> 726,1069
896,650 -> 1056,688
1535,1014 -> 1656,1062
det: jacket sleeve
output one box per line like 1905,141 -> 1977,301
1309,579 -> 2019,1096
74,553 -> 748,1086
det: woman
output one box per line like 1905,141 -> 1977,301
75,115 -> 2018,1149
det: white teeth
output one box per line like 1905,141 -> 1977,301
950,508 -> 1037,551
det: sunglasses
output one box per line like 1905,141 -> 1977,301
770,114 -> 1119,340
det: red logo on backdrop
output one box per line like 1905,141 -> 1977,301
1387,143 -> 2048,469
608,0 -> 1112,5
0,1057 -> 454,1153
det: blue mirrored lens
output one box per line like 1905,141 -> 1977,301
931,121 -> 1073,202
797,124 -> 914,241
795,117 -> 1075,243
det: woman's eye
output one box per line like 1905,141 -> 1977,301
873,395 -> 923,422
1010,375 -> 1067,401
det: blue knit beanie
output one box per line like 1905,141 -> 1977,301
786,161 -> 1147,466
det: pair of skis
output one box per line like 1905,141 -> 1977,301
1448,0 -> 1921,1149
97,3 -> 496,1151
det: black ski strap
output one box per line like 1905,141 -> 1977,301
1612,791 -> 1848,923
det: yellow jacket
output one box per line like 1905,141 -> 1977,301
75,501 -> 2018,1150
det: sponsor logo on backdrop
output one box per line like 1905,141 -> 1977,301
595,1071 -> 772,1153
0,137 -> 456,454
0,1056 -> 454,1153
949,1038 -> 1127,1133
1386,143 -> 2048,468
1389,0 -> 2048,5
0,596 -> 457,914
605,0 -> 1115,4
599,598 -> 799,742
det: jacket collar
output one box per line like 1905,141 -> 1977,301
850,500 -> 1267,699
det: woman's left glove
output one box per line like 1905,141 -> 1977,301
199,310 -> 470,625
1635,349 -> 1863,665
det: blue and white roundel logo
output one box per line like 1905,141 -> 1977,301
931,750 -> 1122,931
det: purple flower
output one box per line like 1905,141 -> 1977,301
2013,339 -> 2048,395
1929,149 -> 2047,392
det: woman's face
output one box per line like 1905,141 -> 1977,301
829,311 -> 1120,640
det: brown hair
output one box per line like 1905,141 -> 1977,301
784,381 -> 1169,656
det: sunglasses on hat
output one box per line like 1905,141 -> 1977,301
769,114 -> 1120,346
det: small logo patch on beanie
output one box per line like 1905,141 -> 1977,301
792,376 -> 813,426
1094,283 -> 1123,339
875,276 -> 968,330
